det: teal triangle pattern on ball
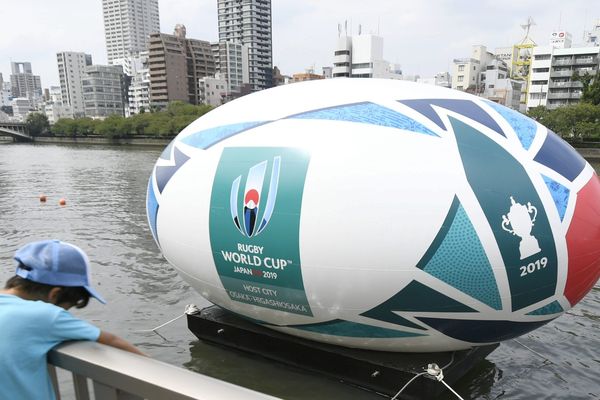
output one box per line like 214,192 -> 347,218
290,319 -> 427,338
526,300 -> 564,315
417,196 -> 502,310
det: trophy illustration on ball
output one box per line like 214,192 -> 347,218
501,196 -> 541,260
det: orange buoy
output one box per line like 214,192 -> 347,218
58,198 -> 66,206
39,195 -> 47,203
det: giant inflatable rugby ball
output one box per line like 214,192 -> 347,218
147,79 -> 600,352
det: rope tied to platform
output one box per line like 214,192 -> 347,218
390,353 -> 465,400
135,304 -> 201,333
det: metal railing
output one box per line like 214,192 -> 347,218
48,341 -> 278,400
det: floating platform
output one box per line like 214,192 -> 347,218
187,306 -> 498,399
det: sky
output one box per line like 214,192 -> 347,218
0,0 -> 598,88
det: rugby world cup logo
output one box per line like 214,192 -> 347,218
230,156 -> 281,237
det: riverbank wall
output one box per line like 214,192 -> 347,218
8,136 -> 600,160
32,136 -> 171,147
575,147 -> 600,160
24,136 -> 600,160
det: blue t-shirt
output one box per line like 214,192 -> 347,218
0,294 -> 101,400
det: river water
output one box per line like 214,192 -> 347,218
0,142 -> 598,399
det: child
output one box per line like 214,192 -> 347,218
0,240 -> 145,400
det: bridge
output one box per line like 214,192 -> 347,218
0,121 -> 31,141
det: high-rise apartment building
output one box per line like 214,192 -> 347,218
148,25 -> 216,107
102,0 -> 160,63
57,52 -> 93,118
10,62 -> 42,107
217,0 -> 272,91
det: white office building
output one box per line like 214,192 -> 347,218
11,98 -> 32,122
452,45 -> 495,93
127,52 -> 150,115
526,32 -> 600,110
213,41 -> 249,96
217,0 -> 272,91
332,33 -> 403,79
585,20 -> 600,46
102,0 -> 160,63
482,59 -> 522,110
57,52 -> 93,118
198,74 -> 228,107
83,65 -> 127,118
0,74 -> 11,107
43,86 -> 72,124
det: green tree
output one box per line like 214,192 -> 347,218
25,112 -> 50,136
573,70 -> 600,105
51,118 -> 78,136
130,113 -> 151,135
95,114 -> 125,138
528,103 -> 600,141
76,118 -> 100,136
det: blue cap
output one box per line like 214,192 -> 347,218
13,240 -> 107,304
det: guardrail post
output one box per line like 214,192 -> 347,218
48,364 -> 62,400
73,373 -> 91,400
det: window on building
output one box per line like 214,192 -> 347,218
457,75 -> 464,82
458,65 -> 465,72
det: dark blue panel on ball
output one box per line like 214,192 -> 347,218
534,130 -> 586,181
417,316 -> 554,343
398,99 -> 505,137
181,121 -> 268,149
290,319 -> 426,338
288,102 -> 439,136
155,146 -> 190,193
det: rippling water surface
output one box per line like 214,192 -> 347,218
0,143 -> 598,399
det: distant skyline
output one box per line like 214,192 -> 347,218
0,1 -> 597,89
